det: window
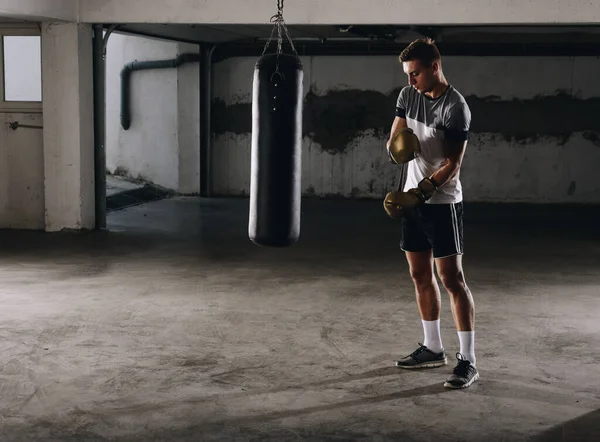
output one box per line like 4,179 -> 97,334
3,36 -> 42,102
0,26 -> 42,112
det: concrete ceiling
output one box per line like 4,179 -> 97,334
111,23 -> 600,46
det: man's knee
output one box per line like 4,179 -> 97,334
439,269 -> 466,293
410,268 -> 435,288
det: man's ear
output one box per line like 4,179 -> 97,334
431,61 -> 440,75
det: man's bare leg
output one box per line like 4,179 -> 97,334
435,254 -> 474,323
406,250 -> 442,321
403,250 -> 446,357
396,250 -> 448,368
435,254 -> 477,368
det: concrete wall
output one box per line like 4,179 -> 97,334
0,113 -> 44,229
42,22 -> 96,231
1,22 -> 97,231
78,0 -> 600,25
176,49 -> 201,194
1,28 -> 200,232
0,27 -> 44,230
105,33 -> 200,193
211,55 -> 600,204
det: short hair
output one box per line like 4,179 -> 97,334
399,38 -> 441,67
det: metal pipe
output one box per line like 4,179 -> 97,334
103,24 -> 118,55
93,24 -> 107,230
7,121 -> 43,130
120,53 -> 201,130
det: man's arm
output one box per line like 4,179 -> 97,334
386,116 -> 408,149
430,139 -> 468,188
389,88 -> 408,149
429,102 -> 471,188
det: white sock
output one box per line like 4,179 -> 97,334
422,319 -> 443,353
458,331 -> 476,366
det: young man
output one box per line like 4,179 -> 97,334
385,38 -> 478,389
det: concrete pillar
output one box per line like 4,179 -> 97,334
177,43 -> 201,194
42,22 -> 95,231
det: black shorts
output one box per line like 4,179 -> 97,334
400,202 -> 464,258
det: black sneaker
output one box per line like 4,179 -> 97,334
444,353 -> 479,389
395,344 -> 447,369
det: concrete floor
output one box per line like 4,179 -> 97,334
106,175 -> 143,197
0,197 -> 599,441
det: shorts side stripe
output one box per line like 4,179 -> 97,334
450,204 -> 462,254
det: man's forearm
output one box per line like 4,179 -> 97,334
430,160 -> 461,188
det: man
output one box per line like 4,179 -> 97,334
385,38 -> 478,389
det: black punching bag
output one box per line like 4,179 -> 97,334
249,53 -> 303,247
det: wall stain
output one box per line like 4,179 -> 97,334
211,88 -> 600,152
211,98 -> 251,136
302,88 -> 401,154
467,90 -> 600,145
583,131 -> 600,147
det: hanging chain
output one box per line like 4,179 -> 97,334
261,0 -> 299,57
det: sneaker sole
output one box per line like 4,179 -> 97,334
443,372 -> 480,389
395,358 -> 447,369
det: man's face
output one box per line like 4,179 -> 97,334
403,60 -> 438,94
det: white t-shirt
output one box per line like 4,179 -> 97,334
395,85 -> 471,204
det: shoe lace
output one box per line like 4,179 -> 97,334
409,343 -> 429,358
452,353 -> 472,376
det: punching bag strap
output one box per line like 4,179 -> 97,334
396,162 -> 407,192
261,0 -> 299,59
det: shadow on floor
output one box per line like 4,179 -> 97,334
531,408 -> 600,442
106,184 -> 174,212
1,382 -> 447,442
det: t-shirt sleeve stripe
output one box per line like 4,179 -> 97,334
444,129 -> 469,141
395,87 -> 409,119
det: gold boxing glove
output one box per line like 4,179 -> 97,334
387,127 -> 421,164
383,177 -> 440,219
383,189 -> 423,219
